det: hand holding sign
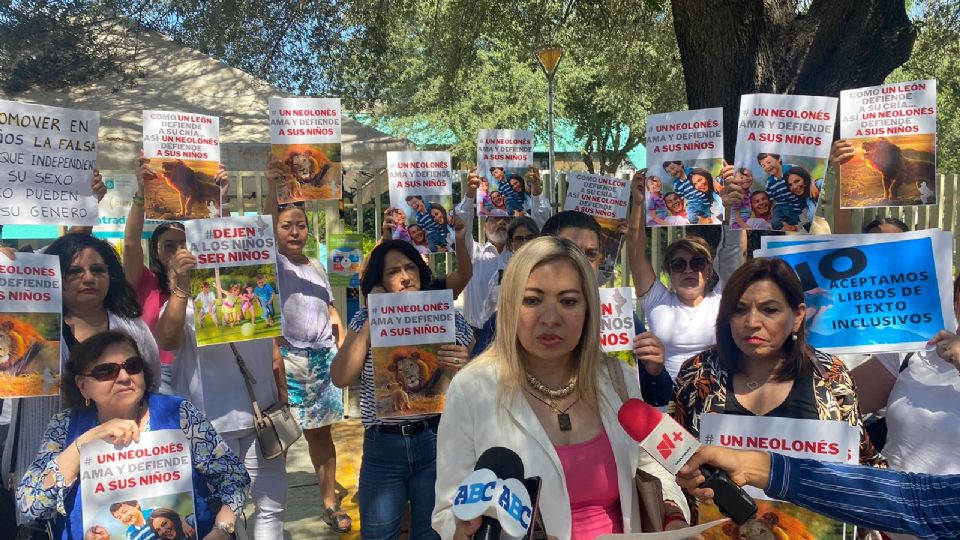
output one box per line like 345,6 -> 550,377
78,418 -> 142,448
929,330 -> 960,371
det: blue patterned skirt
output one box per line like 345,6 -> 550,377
280,345 -> 344,429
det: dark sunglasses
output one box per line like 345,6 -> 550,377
82,356 -> 145,381
669,257 -> 708,273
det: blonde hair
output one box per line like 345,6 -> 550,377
474,236 -> 608,411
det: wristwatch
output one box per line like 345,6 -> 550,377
215,521 -> 236,537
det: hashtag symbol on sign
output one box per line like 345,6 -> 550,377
703,434 -> 714,445
206,229 -> 213,239
84,458 -> 92,466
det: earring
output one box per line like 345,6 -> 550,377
84,398 -> 91,407
790,333 -> 798,342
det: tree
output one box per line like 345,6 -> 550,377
671,0 -> 917,159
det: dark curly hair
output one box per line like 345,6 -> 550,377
44,233 -> 142,318
360,240 -> 432,298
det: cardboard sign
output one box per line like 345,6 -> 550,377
564,172 -> 630,285
756,229 -> 956,355
476,129 -> 534,217
386,151 -> 456,254
185,215 -> 282,346
368,289 -> 457,418
0,100 -> 100,226
80,430 -> 196,540
839,80 -> 937,208
269,97 -> 342,203
0,252 -> 62,398
645,108 -> 725,226
142,110 -> 221,220
733,94 -> 837,231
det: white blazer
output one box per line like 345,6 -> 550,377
432,360 -> 689,540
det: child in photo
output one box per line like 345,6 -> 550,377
686,168 -> 724,224
785,166 -> 824,229
730,167 -> 755,230
254,274 -> 276,326
194,281 -> 220,328
241,283 -> 257,325
385,207 -> 410,242
645,175 -> 669,226
476,177 -> 492,213
218,283 -> 241,326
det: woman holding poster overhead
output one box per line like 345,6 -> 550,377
17,331 -> 249,539
330,240 -> 473,540
433,237 -> 690,539
627,171 -> 742,379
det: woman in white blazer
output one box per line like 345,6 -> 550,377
433,237 -> 690,540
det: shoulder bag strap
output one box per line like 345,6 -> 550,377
228,343 -> 265,422
899,352 -> 914,374
606,358 -> 629,405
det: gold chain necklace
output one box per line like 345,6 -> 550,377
526,373 -> 577,399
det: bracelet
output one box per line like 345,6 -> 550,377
132,194 -> 145,206
171,286 -> 190,299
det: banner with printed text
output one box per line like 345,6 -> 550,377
269,97 -> 342,203
142,110 -> 221,220
697,414 -> 858,540
733,94 -> 837,232
387,151 -> 456,254
755,229 -> 956,355
93,173 -> 163,239
599,288 -> 636,368
0,252 -> 61,398
80,430 -> 197,540
0,100 -> 100,226
645,108 -> 725,227
368,289 -> 457,418
839,80 -> 937,208
185,215 -> 282,346
476,129 -> 534,217
328,233 -> 362,288
564,171 -> 630,285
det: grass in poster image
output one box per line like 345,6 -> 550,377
272,143 -> 343,203
839,133 -> 937,208
0,312 -> 61,398
372,343 -> 453,418
143,158 -> 222,220
84,492 -> 197,540
190,264 -> 282,347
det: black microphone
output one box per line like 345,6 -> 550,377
474,447 -> 525,540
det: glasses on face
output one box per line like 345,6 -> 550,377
510,234 -> 537,245
82,356 -> 144,381
669,257 -> 708,273
65,264 -> 109,280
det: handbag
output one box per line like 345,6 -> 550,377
606,359 -> 665,532
229,344 -> 302,460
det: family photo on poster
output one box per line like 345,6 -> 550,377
386,151 -> 456,254
475,129 -> 535,217
268,97 -> 343,204
733,94 -> 837,231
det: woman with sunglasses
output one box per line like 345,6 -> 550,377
122,154 -> 230,392
628,170 -> 742,380
18,331 -> 249,539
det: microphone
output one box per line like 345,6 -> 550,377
618,399 -> 757,525
452,447 -> 535,539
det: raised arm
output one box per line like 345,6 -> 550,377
66,170 -> 107,236
526,166 -> 552,229
154,248 -> 196,351
123,156 -> 150,287
442,215 -> 473,298
263,157 -> 284,230
627,170 -> 656,298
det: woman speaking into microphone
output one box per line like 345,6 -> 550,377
433,237 -> 689,540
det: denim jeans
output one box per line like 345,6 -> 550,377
358,425 -> 440,539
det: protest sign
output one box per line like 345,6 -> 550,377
387,151 -> 456,254
599,288 -> 636,368
268,97 -> 342,203
475,129 -> 534,217
733,94 -> 837,231
93,173 -> 163,239
564,171 -> 630,285
839,80 -> 937,208
0,252 -> 61,398
328,233 -> 362,288
185,215 -> 282,346
697,414 -> 858,540
368,289 -> 457,418
80,430 -> 197,540
645,108 -> 725,226
142,110 -> 222,220
757,229 -> 956,355
0,100 -> 100,226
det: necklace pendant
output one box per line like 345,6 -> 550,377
746,380 -> 760,390
558,412 -> 572,431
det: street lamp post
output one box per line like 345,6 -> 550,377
536,45 -> 563,197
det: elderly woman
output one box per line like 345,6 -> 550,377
435,237 -> 690,540
331,240 -> 474,540
669,258 -> 883,469
17,331 -> 248,539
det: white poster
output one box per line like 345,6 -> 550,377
598,288 -> 635,353
476,129 -> 534,217
268,97 -> 343,203
386,151 -> 456,254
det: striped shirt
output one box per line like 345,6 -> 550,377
497,178 -> 525,213
669,168 -> 709,221
764,163 -> 798,207
349,306 -> 474,427
766,452 -> 960,539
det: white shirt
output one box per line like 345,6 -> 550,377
455,197 -> 516,328
164,300 -> 278,434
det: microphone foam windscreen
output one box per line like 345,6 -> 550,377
476,446 -> 525,481
618,398 -> 664,442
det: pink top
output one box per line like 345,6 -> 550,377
555,430 -> 624,540
135,266 -> 173,365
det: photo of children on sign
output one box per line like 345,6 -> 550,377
839,80 -> 937,208
387,151 -> 456,254
82,493 -> 198,540
142,110 -> 223,221
0,313 -> 60,398
476,129 -> 535,218
269,97 -> 343,204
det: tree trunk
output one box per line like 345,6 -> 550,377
672,0 -> 917,161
